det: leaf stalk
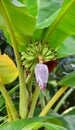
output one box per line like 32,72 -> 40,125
0,81 -> 19,120
0,0 -> 29,118
39,86 -> 68,116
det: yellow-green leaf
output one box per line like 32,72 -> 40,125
0,54 -> 18,84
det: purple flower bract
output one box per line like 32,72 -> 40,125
35,63 -> 49,91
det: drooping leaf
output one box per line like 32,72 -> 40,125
0,54 -> 18,84
0,116 -> 67,130
22,122 -> 68,130
59,71 -> 75,86
0,117 -> 53,130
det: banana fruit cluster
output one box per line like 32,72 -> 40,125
21,43 -> 56,69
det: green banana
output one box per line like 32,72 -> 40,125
45,50 -> 52,56
45,55 -> 55,61
27,47 -> 36,55
26,56 -> 35,61
21,52 -> 29,58
22,52 -> 35,60
42,47 -> 48,56
24,61 -> 33,68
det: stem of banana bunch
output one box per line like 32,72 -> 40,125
39,91 -> 45,109
0,0 -> 29,118
28,86 -> 40,117
0,80 -> 19,121
28,55 -> 44,117
39,86 -> 68,116
26,65 -> 34,90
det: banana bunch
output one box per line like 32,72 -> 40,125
21,44 -> 39,69
21,43 -> 57,69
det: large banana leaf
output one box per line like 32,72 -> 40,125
33,0 -> 64,43
33,0 -> 75,58
43,0 -> 75,48
0,0 -> 36,46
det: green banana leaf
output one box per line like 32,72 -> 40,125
57,36 -> 75,57
0,0 -> 36,46
0,116 -> 68,130
59,71 -> 75,86
36,0 -> 64,28
34,0 -> 75,58
23,0 -> 37,17
44,0 -> 75,48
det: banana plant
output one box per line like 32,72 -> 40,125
0,0 -> 75,130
